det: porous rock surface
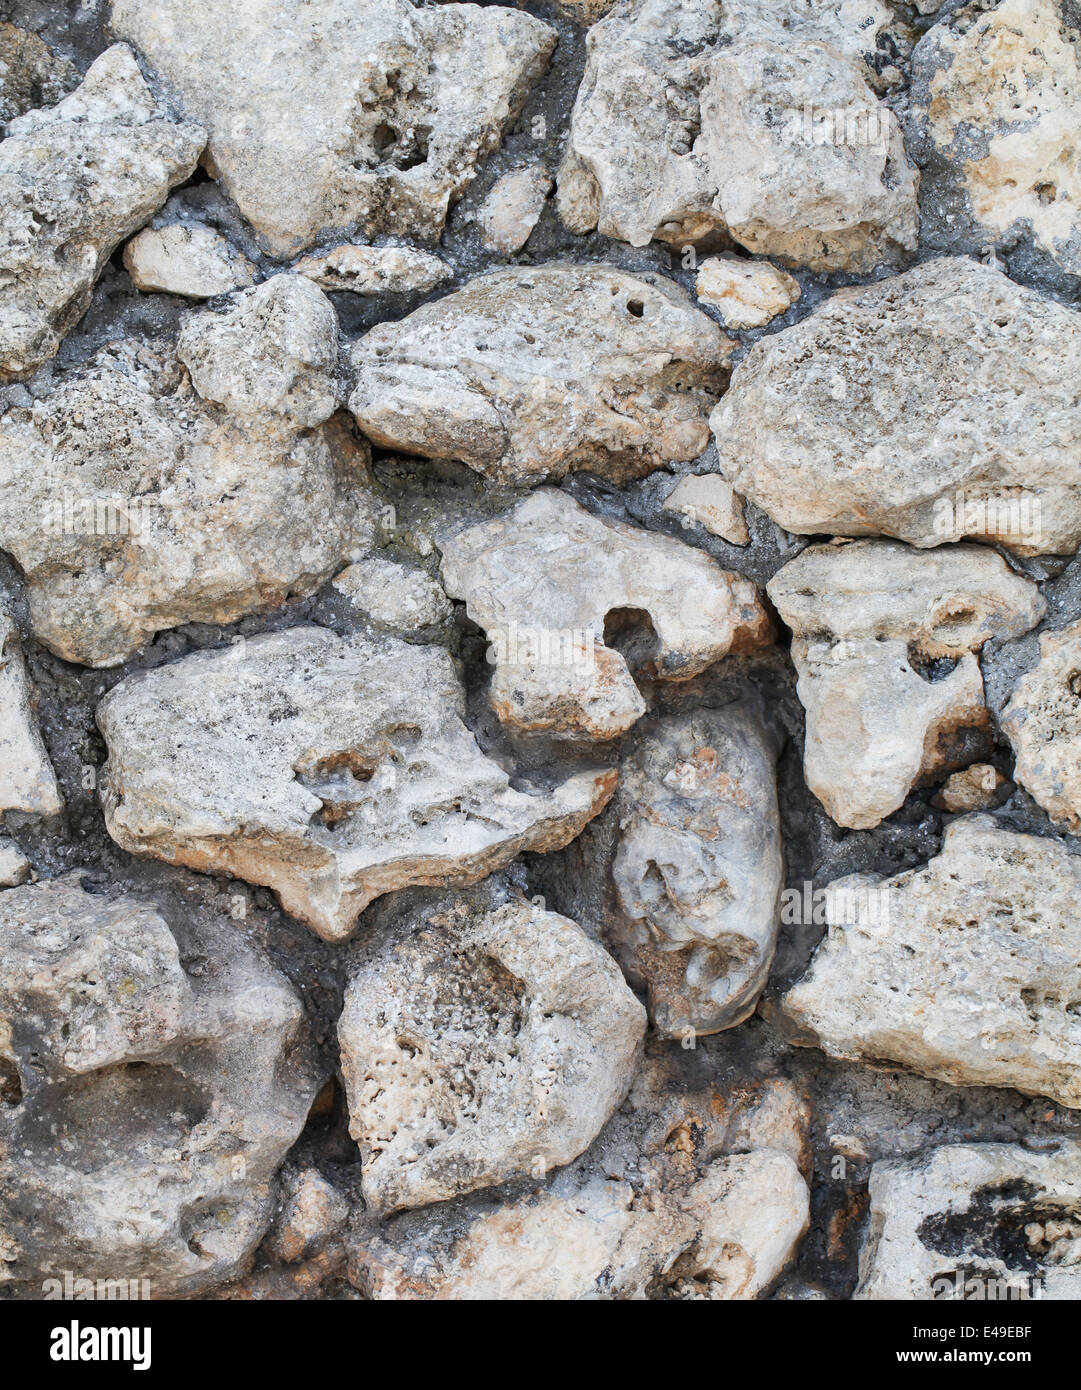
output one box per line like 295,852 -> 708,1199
767,540 -> 1044,829
0,874 -> 320,1296
110,0 -> 556,256
783,817 -> 1081,1109
339,887 -> 646,1214
0,281 -> 377,666
0,600 -> 61,818
123,221 -> 256,298
712,258 -> 1081,556
1002,619 -> 1081,833
856,1142 -> 1081,1300
557,0 -> 917,269
96,626 -> 615,941
293,244 -> 451,296
0,43 -> 203,380
439,488 -> 771,739
349,264 -> 733,485
609,702 -> 782,1037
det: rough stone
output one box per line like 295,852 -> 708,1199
339,888 -> 646,1213
111,0 -> 556,256
349,265 -> 733,485
123,222 -> 256,297
782,816 -> 1081,1109
0,44 -> 203,380
663,473 -> 749,545
557,0 -> 916,270
332,556 -> 452,633
0,603 -> 61,818
264,1167 -> 349,1265
293,244 -> 451,296
909,0 -> 1081,288
476,164 -> 551,254
0,23 -> 77,123
1002,618 -> 1081,833
350,1149 -> 808,1299
856,1142 -> 1081,1300
932,763 -> 1007,815
0,841 -> 30,888
0,323 -> 377,667
97,626 -> 616,941
712,258 -> 1081,557
767,540 -> 1044,829
608,703 -> 782,1037
0,874 -> 320,1296
439,489 -> 771,739
695,254 -> 800,329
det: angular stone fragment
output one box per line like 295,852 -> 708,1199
350,1150 -> 808,1299
695,255 -> 800,329
0,842 -> 29,888
265,1167 -> 349,1265
712,258 -> 1081,556
123,222 -> 256,297
111,0 -> 555,256
782,816 -> 1081,1109
333,556 -> 451,633
0,44 -> 203,380
856,1142 -> 1081,1301
767,541 -> 1044,829
909,0 -> 1081,287
0,604 -> 61,818
0,319 -> 376,666
339,889 -> 646,1213
933,763 -> 1006,815
349,265 -> 733,485
97,626 -> 615,941
439,489 -> 771,739
177,274 -> 339,428
557,0 -> 916,270
476,164 -> 551,254
1003,619 -> 1081,832
0,23 -> 77,123
0,874 -> 319,1296
293,244 -> 451,296
609,703 -> 782,1037
664,474 -> 749,545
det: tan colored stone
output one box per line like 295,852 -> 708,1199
695,255 -> 800,329
1003,619 -> 1081,832
123,222 -> 255,297
664,474 -> 749,545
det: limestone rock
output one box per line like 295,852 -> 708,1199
177,274 -> 339,429
333,556 -> 452,633
293,244 -> 451,296
0,604 -> 61,818
339,889 -> 646,1213
695,255 -> 800,329
349,265 -> 733,485
0,874 -> 320,1296
933,763 -> 1007,815
856,1142 -> 1081,1301
767,541 -> 1044,829
0,23 -> 77,123
123,222 -> 255,297
0,842 -> 29,888
476,164 -> 551,254
712,258 -> 1081,556
909,0 -> 1081,287
664,474 -> 749,545
97,626 -> 616,942
609,703 -> 782,1037
1003,619 -> 1081,832
0,44 -> 203,380
557,0 -> 916,270
782,816 -> 1081,1109
350,1149 -> 808,1299
265,1167 -> 348,1265
111,0 -> 556,256
439,489 -> 771,740
0,325 -> 377,667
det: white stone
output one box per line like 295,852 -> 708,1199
439,489 -> 771,740
664,474 -> 749,545
1003,619 -> 1081,832
333,556 -> 451,632
783,816 -> 1081,1109
767,541 -> 1044,829
293,244 -> 451,295
695,255 -> 800,329
0,841 -> 30,888
476,164 -> 551,254
97,626 -> 616,941
0,604 -> 61,818
123,222 -> 255,298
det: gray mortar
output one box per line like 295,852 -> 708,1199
2,0 -> 1081,1301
